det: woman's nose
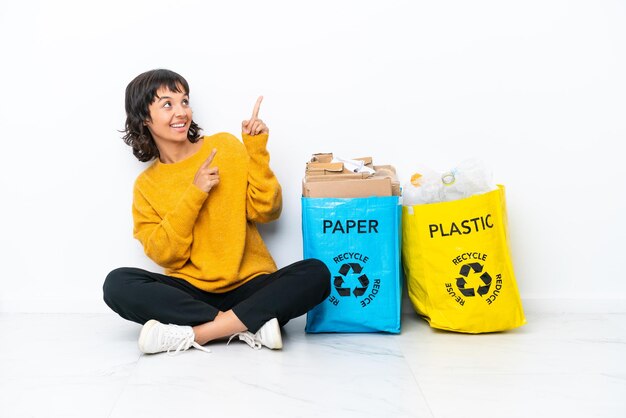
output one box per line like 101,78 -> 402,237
174,103 -> 187,117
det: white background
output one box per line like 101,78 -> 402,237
0,0 -> 624,312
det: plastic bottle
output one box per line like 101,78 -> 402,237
402,158 -> 497,206
402,169 -> 442,206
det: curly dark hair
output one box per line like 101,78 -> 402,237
122,69 -> 202,162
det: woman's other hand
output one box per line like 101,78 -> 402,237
242,96 -> 269,136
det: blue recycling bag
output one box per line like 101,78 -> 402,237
302,196 -> 402,333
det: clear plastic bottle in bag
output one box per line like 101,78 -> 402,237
402,158 -> 497,206
440,158 -> 496,202
401,168 -> 442,206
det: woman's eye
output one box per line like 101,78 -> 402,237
182,99 -> 189,106
163,102 -> 171,108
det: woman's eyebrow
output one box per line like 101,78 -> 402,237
156,94 -> 188,101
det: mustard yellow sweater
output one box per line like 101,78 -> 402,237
132,132 -> 282,292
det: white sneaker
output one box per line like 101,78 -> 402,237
227,318 -> 283,350
138,319 -> 211,355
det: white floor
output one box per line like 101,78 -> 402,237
1,300 -> 625,418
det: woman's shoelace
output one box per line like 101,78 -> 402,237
227,332 -> 262,350
161,329 -> 211,355
191,341 -> 211,354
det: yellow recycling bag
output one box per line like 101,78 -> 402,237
402,185 -> 525,333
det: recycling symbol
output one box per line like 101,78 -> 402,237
334,263 -> 370,297
456,262 -> 492,297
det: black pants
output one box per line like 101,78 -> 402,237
103,259 -> 330,333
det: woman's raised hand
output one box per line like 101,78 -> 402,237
193,148 -> 220,193
242,96 -> 269,136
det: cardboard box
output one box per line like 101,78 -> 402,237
302,153 -> 400,198
310,153 -> 333,163
302,177 -> 392,198
305,162 -> 354,175
306,172 -> 371,182
373,165 -> 401,196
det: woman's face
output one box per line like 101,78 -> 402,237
145,85 -> 193,146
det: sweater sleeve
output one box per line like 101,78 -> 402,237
132,182 -> 208,269
242,133 -> 282,223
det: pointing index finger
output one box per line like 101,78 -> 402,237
202,148 -> 217,168
251,96 -> 263,120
